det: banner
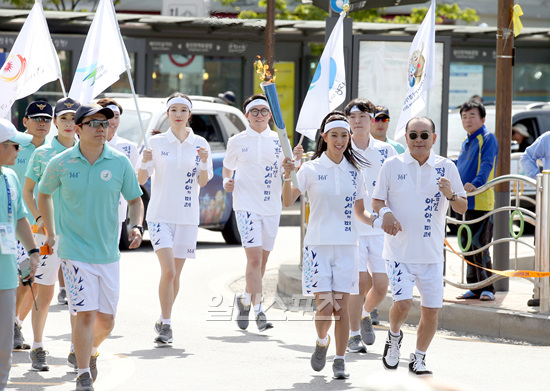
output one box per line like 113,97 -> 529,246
295,11 -> 346,141
69,0 -> 129,104
394,0 -> 436,141
0,0 -> 62,117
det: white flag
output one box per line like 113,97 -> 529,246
295,12 -> 346,141
394,0 -> 436,141
0,0 -> 62,118
69,0 -> 129,104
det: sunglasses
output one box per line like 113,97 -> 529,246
408,131 -> 432,140
248,108 -> 270,117
30,117 -> 52,123
375,117 -> 389,123
80,120 -> 110,128
2,142 -> 19,150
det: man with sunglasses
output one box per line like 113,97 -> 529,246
0,118 -> 40,390
371,106 -> 405,154
373,116 -> 467,377
7,100 -> 53,351
37,104 -> 144,391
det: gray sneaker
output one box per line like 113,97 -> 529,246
76,372 -> 94,391
255,312 -> 273,332
235,295 -> 251,330
154,321 -> 162,335
68,351 -> 77,371
371,308 -> 380,325
332,358 -> 350,379
90,352 -> 99,382
347,335 -> 367,353
360,315 -> 376,345
13,322 -> 30,350
310,335 -> 330,371
57,289 -> 68,305
155,324 -> 173,344
30,347 -> 49,371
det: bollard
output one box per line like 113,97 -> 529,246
540,171 -> 550,313
533,174 -> 542,304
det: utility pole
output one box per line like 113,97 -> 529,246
265,0 -> 275,80
493,0 -> 514,291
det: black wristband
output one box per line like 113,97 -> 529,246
28,248 -> 40,255
35,215 -> 42,222
132,225 -> 144,235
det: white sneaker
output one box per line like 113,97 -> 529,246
409,353 -> 433,377
382,330 -> 403,370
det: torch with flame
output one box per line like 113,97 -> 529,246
255,56 -> 298,187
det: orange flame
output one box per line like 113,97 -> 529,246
254,55 -> 277,83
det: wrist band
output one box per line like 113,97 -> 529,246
199,161 -> 208,171
379,207 -> 392,218
223,178 -> 230,187
371,216 -> 378,228
284,176 -> 292,182
139,160 -> 152,170
28,248 -> 40,255
35,215 -> 42,222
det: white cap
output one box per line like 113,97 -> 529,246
0,119 -> 32,145
512,123 -> 529,138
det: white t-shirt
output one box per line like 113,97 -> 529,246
297,153 -> 368,246
223,125 -> 284,216
352,136 -> 397,236
372,149 -> 466,264
108,134 -> 139,223
144,128 -> 213,225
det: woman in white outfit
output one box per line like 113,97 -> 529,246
282,112 -> 376,380
138,93 -> 213,345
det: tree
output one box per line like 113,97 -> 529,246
2,0 -> 120,11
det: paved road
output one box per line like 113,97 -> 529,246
7,227 -> 550,391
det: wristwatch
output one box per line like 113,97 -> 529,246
132,225 -> 144,235
447,192 -> 458,201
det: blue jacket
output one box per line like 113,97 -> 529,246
456,125 -> 499,211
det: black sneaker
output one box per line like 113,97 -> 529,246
76,372 -> 94,391
155,324 -> 173,344
310,336 -> 330,371
30,347 -> 49,371
371,308 -> 380,325
235,295 -> 251,330
332,358 -> 349,379
382,330 -> 403,370
255,312 -> 273,332
13,322 -> 30,350
409,353 -> 433,377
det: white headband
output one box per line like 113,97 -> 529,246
167,97 -> 192,110
324,120 -> 351,133
106,104 -> 120,114
350,106 -> 374,117
245,99 -> 270,114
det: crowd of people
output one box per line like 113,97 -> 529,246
3,90 -> 539,389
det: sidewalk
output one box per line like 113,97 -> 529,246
276,223 -> 550,345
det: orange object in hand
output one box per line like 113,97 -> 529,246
40,245 -> 50,255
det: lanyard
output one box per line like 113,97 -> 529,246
3,173 -> 12,223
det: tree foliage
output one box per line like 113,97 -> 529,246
2,0 -> 120,11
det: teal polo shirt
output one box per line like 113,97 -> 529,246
7,139 -> 46,224
26,137 -> 73,233
38,143 -> 142,264
386,137 -> 405,154
0,168 -> 27,290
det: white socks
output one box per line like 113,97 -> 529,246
350,330 -> 360,337
241,291 -> 252,306
32,342 -> 44,350
317,336 -> 329,346
362,309 -> 370,318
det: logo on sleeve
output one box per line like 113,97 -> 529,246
100,170 -> 112,181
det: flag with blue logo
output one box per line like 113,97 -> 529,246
69,0 -> 129,104
295,11 -> 346,141
393,0 -> 436,141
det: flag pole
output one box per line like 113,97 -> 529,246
107,0 -> 148,149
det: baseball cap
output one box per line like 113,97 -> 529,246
74,104 -> 114,125
55,97 -> 81,117
0,119 -> 32,145
218,91 -> 236,104
25,100 -> 53,118
375,106 -> 390,118
512,123 -> 529,138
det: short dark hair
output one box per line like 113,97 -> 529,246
343,98 -> 376,116
242,94 -> 268,112
96,97 -> 123,115
459,99 -> 486,118
405,116 -> 436,133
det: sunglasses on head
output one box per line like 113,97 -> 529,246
30,117 -> 52,123
375,117 -> 389,123
408,131 -> 431,140
80,120 -> 110,128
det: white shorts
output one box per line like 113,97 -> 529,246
32,234 -> 61,286
148,222 -> 198,259
61,259 -> 120,316
385,260 -> 444,308
235,211 -> 280,251
357,235 -> 385,274
16,240 -> 28,265
302,245 -> 359,296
